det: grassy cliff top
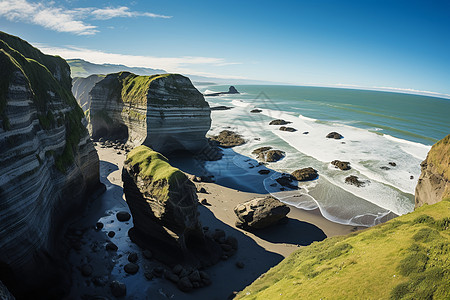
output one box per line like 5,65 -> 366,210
93,72 -> 207,106
125,145 -> 187,188
428,134 -> 450,180
237,199 -> 450,300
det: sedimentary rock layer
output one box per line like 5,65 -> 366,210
0,31 -> 100,297
77,72 -> 211,154
71,74 -> 104,112
415,134 -> 450,208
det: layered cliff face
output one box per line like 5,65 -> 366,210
71,74 -> 104,112
122,146 -> 205,262
0,32 -> 100,297
78,72 -> 211,154
415,134 -> 450,208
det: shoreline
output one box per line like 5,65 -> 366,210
67,146 -> 359,299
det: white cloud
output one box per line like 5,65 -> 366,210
0,0 -> 171,35
91,6 -> 171,20
35,44 -> 246,79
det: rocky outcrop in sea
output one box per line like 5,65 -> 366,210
415,134 -> 450,208
74,72 -> 212,154
0,32 -> 101,298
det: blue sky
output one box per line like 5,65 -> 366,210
1,0 -> 449,97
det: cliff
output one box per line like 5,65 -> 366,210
236,199 -> 450,299
0,32 -> 100,298
71,74 -> 104,112
415,134 -> 450,208
79,72 -> 211,154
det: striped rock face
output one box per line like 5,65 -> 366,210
0,32 -> 100,296
77,72 -> 211,154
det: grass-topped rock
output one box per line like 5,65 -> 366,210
236,198 -> 450,299
122,146 -> 221,265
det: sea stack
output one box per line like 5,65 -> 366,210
76,72 -> 212,154
0,31 -> 101,298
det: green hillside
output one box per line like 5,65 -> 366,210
237,198 -> 450,300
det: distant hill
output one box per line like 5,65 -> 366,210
67,59 -> 167,78
67,58 -> 276,85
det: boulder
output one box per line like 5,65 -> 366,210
269,119 -> 291,125
110,281 -> 126,297
253,147 -> 285,163
258,169 -> 270,175
345,175 -> 366,187
326,132 -> 344,139
291,167 -> 318,181
122,146 -> 210,263
210,130 -> 246,148
389,162 -> 397,167
234,196 -> 290,229
331,160 -> 351,171
128,252 -> 138,263
252,146 -> 273,155
124,263 -> 139,275
250,109 -> 262,113
116,211 -> 131,222
228,86 -> 239,94
177,277 -> 194,292
276,174 -> 299,189
279,126 -> 297,132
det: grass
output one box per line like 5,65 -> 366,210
125,145 -> 188,202
236,198 -> 450,300
426,134 -> 450,199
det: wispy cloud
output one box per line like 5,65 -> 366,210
35,44 -> 246,79
91,6 -> 171,20
0,0 -> 171,35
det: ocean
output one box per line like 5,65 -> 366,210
197,84 -> 450,227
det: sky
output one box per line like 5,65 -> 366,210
1,0 -> 449,97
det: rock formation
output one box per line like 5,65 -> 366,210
0,31 -> 100,298
210,130 -> 245,147
269,119 -> 291,125
122,146 -> 218,263
252,146 -> 285,162
345,175 -> 366,187
326,132 -> 344,139
71,74 -> 104,112
279,126 -> 297,132
292,167 -> 319,181
234,196 -> 290,229
74,72 -> 211,154
415,134 -> 450,208
331,160 -> 351,170
204,86 -> 239,96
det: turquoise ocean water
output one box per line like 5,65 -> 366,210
198,85 -> 450,227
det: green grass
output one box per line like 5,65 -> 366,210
236,198 -> 450,300
125,146 -> 188,201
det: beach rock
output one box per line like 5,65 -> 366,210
345,175 -> 366,187
234,196 -> 290,229
108,231 -> 115,238
269,119 -> 291,125
106,242 -> 118,251
258,169 -> 270,175
177,277 -> 194,292
236,261 -> 245,269
331,160 -> 351,171
95,222 -> 104,230
124,263 -> 139,274
415,134 -> 450,208
250,109 -> 262,113
122,146 -> 208,262
252,146 -> 273,155
200,198 -> 211,206
0,32 -> 102,297
303,131 -> 309,134
116,211 -> 131,222
389,162 -> 397,167
81,264 -> 93,277
210,130 -> 246,147
410,175 -> 414,179
228,86 -> 239,94
110,281 -> 127,297
279,126 -> 297,132
128,252 -> 138,263
210,105 -> 233,111
198,187 -> 208,193
188,270 -> 201,283
252,147 -> 285,163
173,264 -> 184,275
276,174 -> 299,189
380,166 -> 390,170
144,271 -> 154,281
291,167 -> 319,181
326,132 -> 344,139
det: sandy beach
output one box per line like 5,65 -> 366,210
67,146 -> 360,300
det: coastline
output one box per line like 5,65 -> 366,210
66,146 -> 359,299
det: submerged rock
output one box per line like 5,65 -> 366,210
116,211 -> 131,222
326,132 -> 344,139
252,147 -> 285,162
279,126 -> 297,132
276,174 -> 299,189
345,175 -> 366,187
110,281 -> 126,297
291,167 -> 319,181
250,109 -> 262,113
234,196 -> 290,230
204,86 -> 239,96
210,130 -> 246,147
269,119 -> 291,125
331,160 -> 351,171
